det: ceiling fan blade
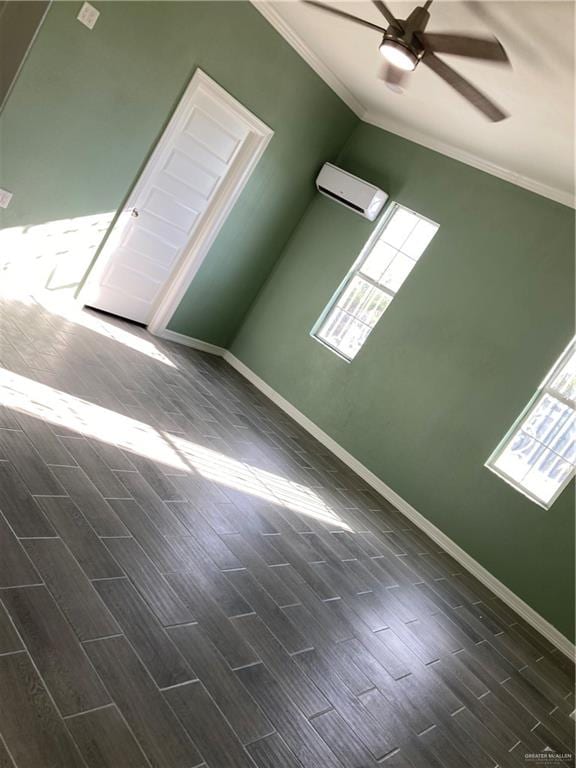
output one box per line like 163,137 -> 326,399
418,32 -> 509,63
303,1 -> 386,33
371,1 -> 403,30
423,51 -> 508,121
379,63 -> 407,93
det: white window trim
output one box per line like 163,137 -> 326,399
485,338 -> 576,509
311,201 -> 438,362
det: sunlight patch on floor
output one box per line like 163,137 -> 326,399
38,297 -> 177,368
0,368 -> 352,531
165,431 -> 351,530
1,211 -> 175,367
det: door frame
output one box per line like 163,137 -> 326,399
79,68 -> 273,336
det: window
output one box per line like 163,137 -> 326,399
486,339 -> 576,508
313,203 -> 439,360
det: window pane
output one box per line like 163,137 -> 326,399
522,448 -> 572,505
494,430 -> 541,484
549,410 -> 576,462
523,394 -> 573,447
337,276 -> 391,326
492,420 -> 575,505
336,276 -> 373,317
401,219 -> 439,260
359,241 -> 396,282
549,348 -> 576,401
318,308 -> 372,359
313,203 -> 438,361
379,252 -> 417,293
488,339 -> 576,506
381,208 -> 420,249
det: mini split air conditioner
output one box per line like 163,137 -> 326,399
316,163 -> 388,221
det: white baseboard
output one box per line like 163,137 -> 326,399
155,330 -> 575,659
153,328 -> 227,357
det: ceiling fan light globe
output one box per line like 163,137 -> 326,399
379,40 -> 417,71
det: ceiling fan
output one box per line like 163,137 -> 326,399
304,0 -> 511,121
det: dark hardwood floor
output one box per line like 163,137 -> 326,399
0,294 -> 573,768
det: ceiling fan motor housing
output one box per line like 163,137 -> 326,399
381,34 -> 423,69
382,5 -> 431,68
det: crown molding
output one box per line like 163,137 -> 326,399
363,112 -> 575,208
250,1 -> 366,117
252,0 -> 575,209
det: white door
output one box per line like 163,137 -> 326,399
83,70 -> 271,325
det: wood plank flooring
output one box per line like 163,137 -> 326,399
0,294 -> 573,768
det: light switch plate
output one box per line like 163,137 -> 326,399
0,188 -> 13,209
77,2 -> 99,30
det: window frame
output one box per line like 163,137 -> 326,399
485,338 -> 576,509
311,201 -> 439,362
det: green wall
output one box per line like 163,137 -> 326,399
1,1 -> 573,641
0,1 -> 356,338
231,123 -> 575,640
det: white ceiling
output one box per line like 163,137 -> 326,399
255,1 -> 575,204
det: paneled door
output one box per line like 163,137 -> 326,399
83,70 -> 272,325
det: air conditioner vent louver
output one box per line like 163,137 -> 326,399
317,186 -> 364,213
316,163 -> 388,221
